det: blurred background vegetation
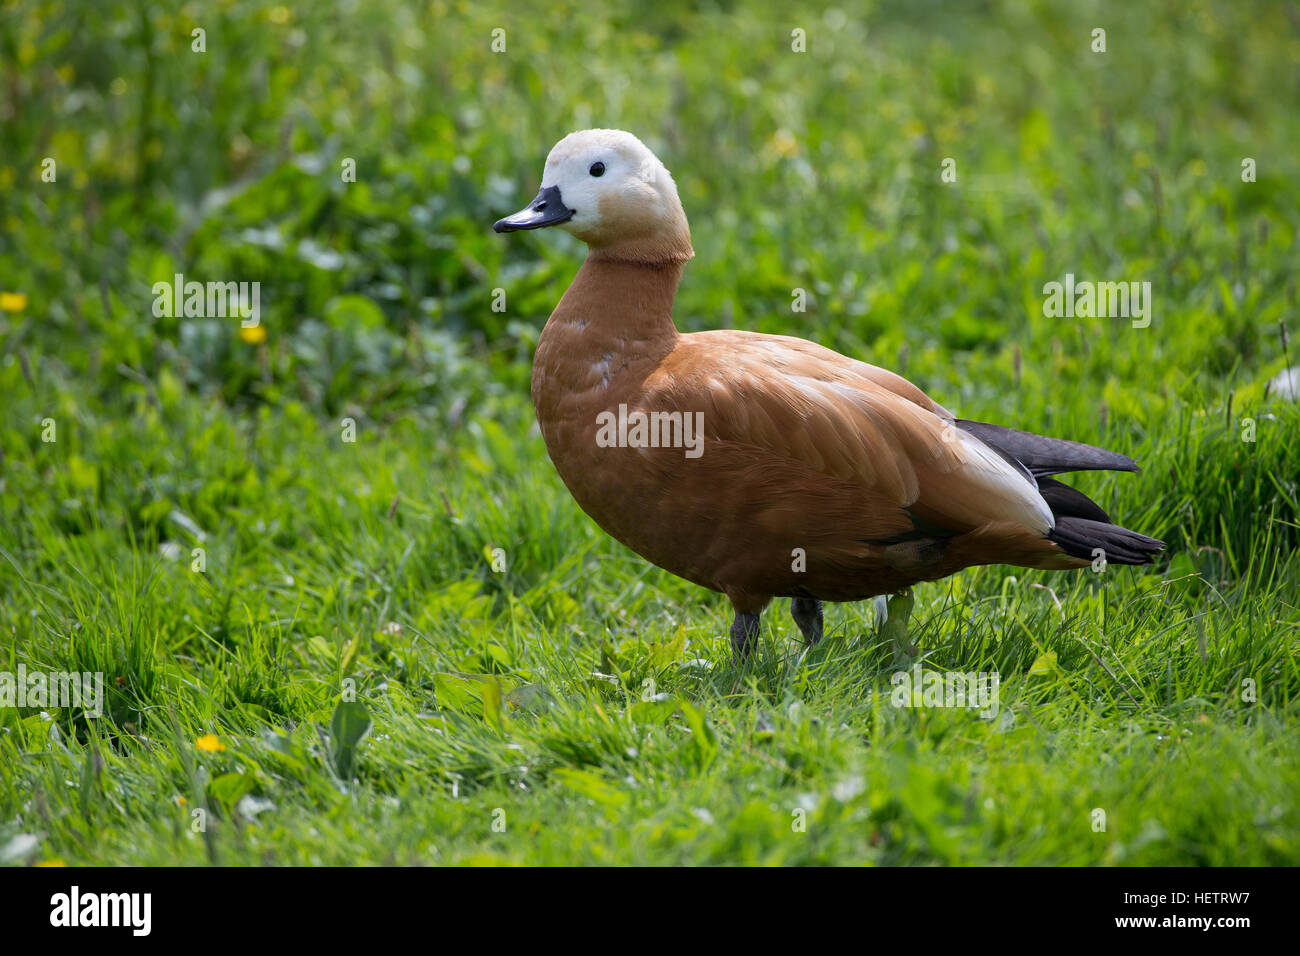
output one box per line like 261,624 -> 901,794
4,0 -> 1297,412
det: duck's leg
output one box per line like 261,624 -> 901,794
730,611 -> 762,661
790,597 -> 823,646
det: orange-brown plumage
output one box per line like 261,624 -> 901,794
498,129 -> 1162,657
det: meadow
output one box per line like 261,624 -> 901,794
1,0 -> 1298,865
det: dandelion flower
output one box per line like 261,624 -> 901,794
196,733 -> 226,753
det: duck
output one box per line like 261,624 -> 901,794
494,129 -> 1163,661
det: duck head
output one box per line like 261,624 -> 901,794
494,129 -> 693,262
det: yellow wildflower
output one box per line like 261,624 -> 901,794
196,734 -> 226,753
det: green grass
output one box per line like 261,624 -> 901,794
2,0 -> 1299,865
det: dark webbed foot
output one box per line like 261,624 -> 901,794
790,597 -> 823,646
730,611 -> 761,661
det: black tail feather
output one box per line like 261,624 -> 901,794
956,419 -> 1139,477
1048,516 -> 1164,566
1035,476 -> 1113,524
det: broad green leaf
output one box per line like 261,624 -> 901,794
481,677 -> 504,734
629,697 -> 676,725
208,771 -> 257,809
647,624 -> 686,669
330,700 -> 372,778
553,768 -> 628,809
339,636 -> 360,676
1028,650 -> 1059,676
678,699 -> 718,769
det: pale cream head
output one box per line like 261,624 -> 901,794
495,129 -> 693,263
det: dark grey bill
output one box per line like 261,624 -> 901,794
493,185 -> 574,232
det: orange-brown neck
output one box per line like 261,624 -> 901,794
531,256 -> 685,424
545,256 -> 684,354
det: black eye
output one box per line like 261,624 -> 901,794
589,161 -> 606,177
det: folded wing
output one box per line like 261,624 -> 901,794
647,330 -> 1055,537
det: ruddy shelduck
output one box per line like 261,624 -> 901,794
495,129 -> 1163,661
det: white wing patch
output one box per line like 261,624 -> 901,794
954,430 -> 1054,532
